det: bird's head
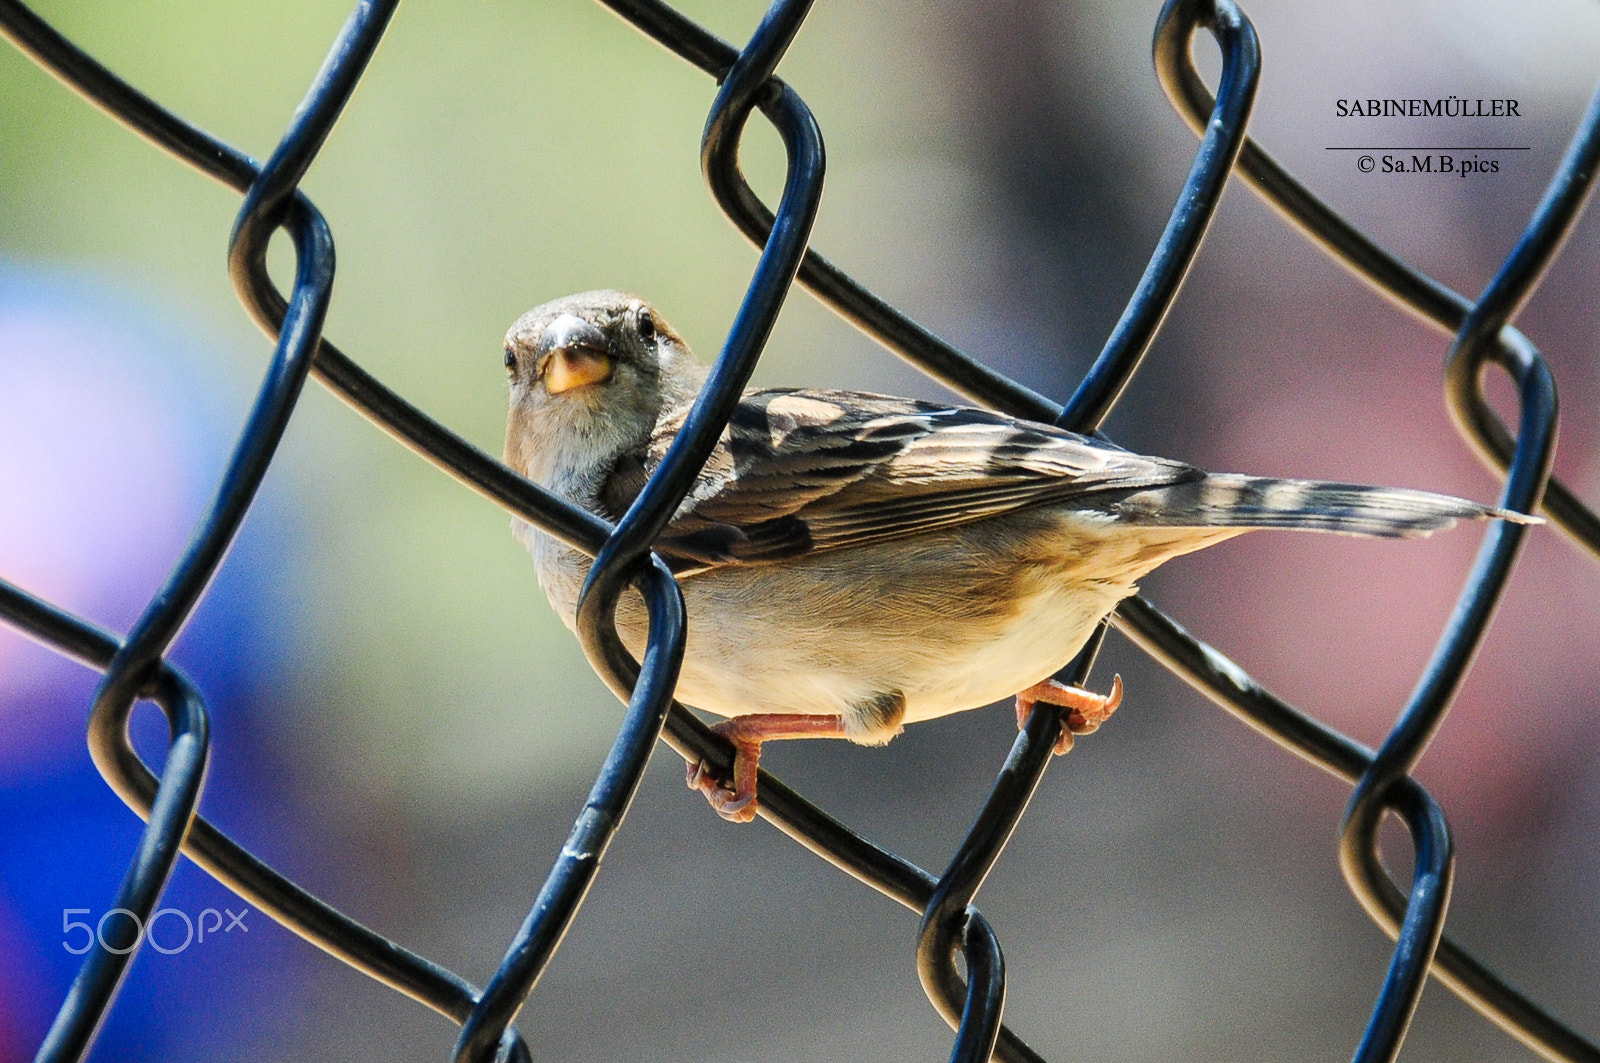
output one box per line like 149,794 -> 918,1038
503,290 -> 705,488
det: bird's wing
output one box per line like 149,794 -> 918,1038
597,389 -> 1203,573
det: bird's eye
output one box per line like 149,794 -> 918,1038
638,310 -> 655,344
504,348 -> 516,373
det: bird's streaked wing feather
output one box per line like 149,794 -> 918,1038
599,389 -> 1201,573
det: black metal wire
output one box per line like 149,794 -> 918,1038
1,584 -> 210,1063
2,0 -> 1598,1061
1148,5 -> 1600,1059
1060,0 -> 1258,432
916,703 -> 1056,1054
0,577 -> 536,1063
1114,596 -> 1600,1063
1155,4 -> 1600,557
452,558 -> 685,1063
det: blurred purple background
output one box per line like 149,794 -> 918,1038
0,273 -> 312,1058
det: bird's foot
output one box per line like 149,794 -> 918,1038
686,723 -> 762,824
685,713 -> 849,823
1014,674 -> 1123,754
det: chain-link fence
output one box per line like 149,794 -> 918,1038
1,0 -> 1597,1060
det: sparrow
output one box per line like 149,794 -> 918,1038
503,290 -> 1533,822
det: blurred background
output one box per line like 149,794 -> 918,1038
1,0 -> 1598,1060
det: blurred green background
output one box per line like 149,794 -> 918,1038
4,1 -> 1600,1060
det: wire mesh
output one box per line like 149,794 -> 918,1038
0,0 -> 1596,1061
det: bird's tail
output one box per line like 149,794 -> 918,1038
1108,473 -> 1539,538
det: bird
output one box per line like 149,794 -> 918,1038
502,290 -> 1534,822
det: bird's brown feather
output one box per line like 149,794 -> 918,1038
601,389 -> 1203,574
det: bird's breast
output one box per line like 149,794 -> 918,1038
632,514 -> 1142,727
520,510 -> 1219,736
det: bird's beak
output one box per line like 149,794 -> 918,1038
545,347 -> 613,395
538,313 -> 614,395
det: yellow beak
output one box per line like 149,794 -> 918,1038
544,347 -> 613,394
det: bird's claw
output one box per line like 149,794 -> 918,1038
685,761 -> 758,822
1014,673 -> 1124,754
685,724 -> 760,823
